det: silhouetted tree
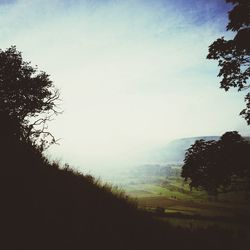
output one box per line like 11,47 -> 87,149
181,139 -> 221,196
181,131 -> 250,196
0,46 -> 60,149
207,0 -> 250,124
218,131 -> 250,190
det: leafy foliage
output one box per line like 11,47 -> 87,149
226,0 -> 250,32
181,131 -> 250,195
207,0 -> 250,123
0,46 -> 60,149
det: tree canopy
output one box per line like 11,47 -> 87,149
207,0 -> 250,124
0,46 -> 60,149
181,131 -> 250,196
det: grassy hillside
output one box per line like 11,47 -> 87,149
1,135 -> 249,250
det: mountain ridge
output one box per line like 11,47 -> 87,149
156,136 -> 220,164
156,135 -> 250,164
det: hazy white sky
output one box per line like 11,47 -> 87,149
0,0 -> 249,172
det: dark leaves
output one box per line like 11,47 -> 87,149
207,1 -> 250,124
227,1 -> 250,31
181,132 -> 250,195
0,46 -> 60,149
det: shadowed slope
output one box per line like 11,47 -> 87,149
0,123 -> 247,250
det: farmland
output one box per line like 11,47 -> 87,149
106,164 -> 250,235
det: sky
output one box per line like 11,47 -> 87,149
0,0 -> 249,173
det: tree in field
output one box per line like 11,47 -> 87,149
218,131 -> 250,187
0,46 -> 60,149
181,131 -> 250,196
207,0 -> 250,124
181,139 -> 223,196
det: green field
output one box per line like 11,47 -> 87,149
109,166 -> 250,235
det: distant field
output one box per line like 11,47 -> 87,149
109,166 -> 250,235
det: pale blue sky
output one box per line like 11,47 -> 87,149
0,0 -> 248,172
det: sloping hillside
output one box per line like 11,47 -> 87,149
1,133 -> 247,250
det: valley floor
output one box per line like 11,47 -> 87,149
111,168 -> 250,236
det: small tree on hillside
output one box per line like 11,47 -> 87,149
181,132 -> 250,196
0,46 -> 61,149
207,0 -> 250,124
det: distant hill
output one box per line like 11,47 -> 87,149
156,136 -> 220,164
154,135 -> 250,164
130,136 -> 220,178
